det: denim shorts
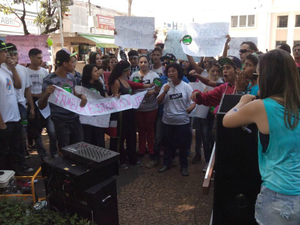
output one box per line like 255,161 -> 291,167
255,185 -> 300,225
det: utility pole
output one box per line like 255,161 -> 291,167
57,0 -> 64,48
128,0 -> 133,16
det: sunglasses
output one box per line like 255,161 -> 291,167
239,49 -> 250,54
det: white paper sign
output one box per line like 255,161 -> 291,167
189,82 -> 212,119
36,101 -> 50,119
164,30 -> 200,62
114,16 -> 155,49
75,86 -> 110,128
181,22 -> 229,57
48,85 -> 146,116
228,37 -> 258,58
80,114 -> 110,128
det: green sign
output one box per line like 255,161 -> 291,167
182,35 -> 192,45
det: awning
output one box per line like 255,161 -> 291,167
78,33 -> 117,48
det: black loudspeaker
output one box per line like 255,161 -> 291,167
48,177 -> 119,225
213,95 -> 261,225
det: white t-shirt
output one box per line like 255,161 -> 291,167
27,67 -> 49,95
151,66 -> 164,77
158,81 -> 193,125
130,70 -> 159,112
0,66 -> 20,123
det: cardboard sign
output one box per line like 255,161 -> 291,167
181,22 -> 229,57
5,35 -> 50,63
164,30 -> 200,62
228,37 -> 258,58
114,16 -> 155,49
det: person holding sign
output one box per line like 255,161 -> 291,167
81,64 -> 106,148
223,49 -> 300,225
130,55 -> 160,162
39,49 -> 87,150
157,63 -> 195,176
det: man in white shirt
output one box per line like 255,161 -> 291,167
5,43 -> 34,172
0,40 -> 22,171
27,48 -> 58,161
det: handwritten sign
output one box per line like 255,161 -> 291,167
48,85 -> 147,116
181,23 -> 229,57
189,82 -> 212,119
80,114 -> 110,128
5,35 -> 50,64
114,16 -> 155,49
164,30 -> 200,62
228,37 -> 258,58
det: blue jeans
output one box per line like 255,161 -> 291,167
194,117 -> 211,163
53,117 -> 84,150
17,104 -> 28,166
255,185 -> 300,225
163,123 -> 189,168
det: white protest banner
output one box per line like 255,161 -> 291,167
75,86 -> 110,128
181,23 -> 229,57
114,16 -> 155,49
5,35 -> 50,63
228,37 -> 258,58
189,82 -> 212,119
48,85 -> 146,116
164,30 -> 200,62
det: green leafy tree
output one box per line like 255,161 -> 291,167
35,0 -> 70,35
0,0 -> 36,35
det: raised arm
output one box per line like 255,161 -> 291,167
189,70 -> 217,87
186,55 -> 204,75
222,35 -> 231,58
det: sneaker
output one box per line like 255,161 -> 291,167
41,156 -> 49,163
120,164 -> 128,170
192,153 -> 201,164
135,161 -> 143,167
28,144 -> 36,150
181,168 -> 189,176
52,153 -> 59,159
25,150 -> 31,159
19,164 -> 34,173
145,159 -> 159,169
202,163 -> 208,173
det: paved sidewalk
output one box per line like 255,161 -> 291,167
22,134 -> 214,225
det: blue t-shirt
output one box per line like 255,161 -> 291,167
258,98 -> 300,195
246,83 -> 259,96
42,73 -> 78,122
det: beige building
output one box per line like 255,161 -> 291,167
229,0 -> 300,52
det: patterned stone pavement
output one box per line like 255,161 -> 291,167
23,134 -> 214,225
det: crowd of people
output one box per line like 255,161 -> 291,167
0,35 -> 300,224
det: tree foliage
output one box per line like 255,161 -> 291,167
35,0 -> 70,35
0,0 -> 36,35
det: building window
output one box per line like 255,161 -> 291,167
248,15 -> 255,27
231,16 -> 238,27
239,15 -> 247,27
231,15 -> 255,28
277,16 -> 288,28
296,15 -> 300,27
276,41 -> 286,47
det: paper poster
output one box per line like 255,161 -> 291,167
114,16 -> 155,49
5,35 -> 50,63
189,82 -> 213,119
181,22 -> 229,57
228,37 -> 258,58
164,30 -> 200,62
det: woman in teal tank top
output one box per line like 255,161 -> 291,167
223,49 -> 300,225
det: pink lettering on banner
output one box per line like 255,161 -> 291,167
54,89 -> 64,103
60,94 -> 67,106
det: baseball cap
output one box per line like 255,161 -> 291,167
160,53 -> 177,62
0,40 -> 13,52
218,55 -> 242,69
55,48 -> 77,66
